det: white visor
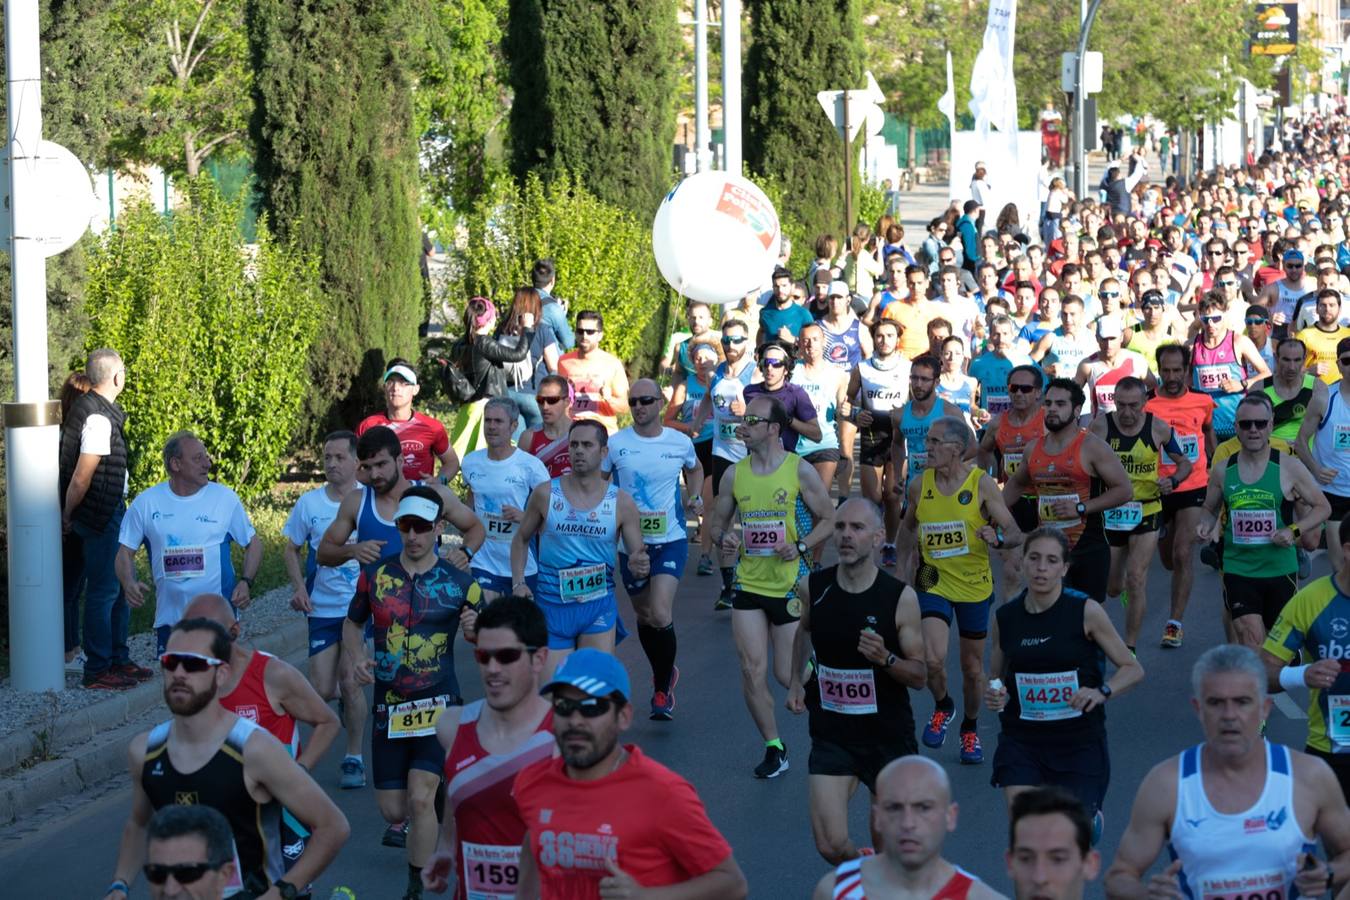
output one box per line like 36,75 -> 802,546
394,495 -> 440,523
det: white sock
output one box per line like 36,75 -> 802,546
344,753 -> 363,763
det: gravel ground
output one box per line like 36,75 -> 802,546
0,585 -> 297,743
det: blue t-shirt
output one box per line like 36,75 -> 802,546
759,303 -> 815,340
970,351 -> 1033,417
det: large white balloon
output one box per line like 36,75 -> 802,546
652,172 -> 781,305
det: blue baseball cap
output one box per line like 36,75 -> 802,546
540,649 -> 631,701
1283,249 -> 1305,264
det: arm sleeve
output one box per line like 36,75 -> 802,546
430,418 -> 450,457
659,776 -> 734,878
119,497 -> 147,549
79,414 -> 112,456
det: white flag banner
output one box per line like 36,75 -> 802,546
937,51 -> 955,126
968,0 -> 1019,156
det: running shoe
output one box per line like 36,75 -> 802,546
922,707 -> 953,748
382,818 -> 409,848
1117,591 -> 1128,610
64,650 -> 87,674
714,587 -> 734,611
959,730 -> 984,765
114,661 -> 154,682
82,669 -> 136,690
753,744 -> 789,779
651,666 -> 679,721
697,554 -> 714,576
1298,547 -> 1311,580
881,543 -> 898,568
1161,622 -> 1184,649
1091,809 -> 1104,847
1200,541 -> 1220,570
340,756 -> 366,790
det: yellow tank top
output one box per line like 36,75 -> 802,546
1105,412 -> 1162,521
914,466 -> 992,602
734,453 -> 807,597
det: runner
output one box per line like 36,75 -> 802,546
787,498 -> 926,863
1006,787 -> 1102,900
510,419 -> 648,673
1191,294 -> 1271,440
985,527 -> 1141,839
711,394 -> 835,778
1294,340 -> 1350,573
1074,318 -> 1149,418
842,319 -> 911,567
1259,248 -> 1317,325
744,339 -> 823,451
604,378 -> 702,720
898,416 -> 1023,765
356,359 -> 459,483
1031,296 -> 1096,379
1105,644 -> 1350,900
341,487 -> 481,900
1123,291 -> 1180,377
1296,289 -> 1350,384
666,341 -> 719,576
1087,377 -> 1191,652
938,336 -> 982,423
280,430 -> 368,786
1146,345 -> 1217,649
1001,378 -> 1132,604
880,266 -> 941,359
422,597 -> 555,900
1262,338 -> 1324,444
513,649 -> 749,896
518,374 -> 573,477
795,324 -> 849,540
820,280 -> 873,368
106,618 -> 348,900
812,756 -> 1006,900
556,309 -> 629,433
893,355 -> 965,496
970,317 -> 1033,423
1198,393 -> 1329,648
461,397 -> 551,600
141,805 -> 238,900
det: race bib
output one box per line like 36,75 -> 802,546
1016,670 -> 1081,721
462,841 -> 521,899
639,510 -> 668,537
1104,502 -> 1143,532
910,451 -> 928,472
387,695 -> 449,739
743,517 -> 787,556
1095,385 -> 1116,410
559,563 -> 608,603
1231,509 -> 1277,545
1037,493 -> 1081,525
1003,451 -> 1024,476
163,546 -> 206,579
1336,424 -> 1350,452
484,514 -> 516,542
1329,694 -> 1350,748
921,520 -> 970,558
717,420 -> 740,442
1179,433 -> 1200,463
987,394 -> 1011,415
1199,871 -> 1287,900
1195,364 -> 1229,392
818,665 -> 879,715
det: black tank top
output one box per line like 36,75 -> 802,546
142,717 -> 283,889
995,588 -> 1106,741
804,567 -> 915,743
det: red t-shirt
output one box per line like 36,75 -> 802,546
356,411 -> 449,480
1146,390 -> 1214,493
512,746 -> 732,896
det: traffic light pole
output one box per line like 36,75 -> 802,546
1071,0 -> 1105,198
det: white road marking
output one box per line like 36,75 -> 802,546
1274,692 -> 1307,720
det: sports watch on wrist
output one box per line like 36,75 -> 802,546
1099,683 -> 1113,700
273,880 -> 300,900
795,539 -> 809,556
883,652 -> 898,669
1075,502 -> 1087,517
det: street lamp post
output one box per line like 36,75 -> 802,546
1071,0 -> 1105,198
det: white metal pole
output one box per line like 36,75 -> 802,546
721,0 -> 742,175
694,0 -> 711,172
6,0 -> 64,692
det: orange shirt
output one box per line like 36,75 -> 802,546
882,299 -> 941,359
1145,389 -> 1214,493
994,408 -> 1046,483
1025,429 -> 1095,547
557,349 -> 629,433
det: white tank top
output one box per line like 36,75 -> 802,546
857,355 -> 911,413
1314,386 -> 1350,497
1168,742 -> 1315,900
711,360 -> 755,463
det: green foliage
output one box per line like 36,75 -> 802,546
505,0 -> 680,218
449,171 -> 674,371
856,180 -> 888,232
747,172 -> 810,274
860,0 -> 978,129
744,0 -> 864,244
248,0 -> 425,438
82,183 -> 322,501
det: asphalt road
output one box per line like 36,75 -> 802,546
0,534 -> 1324,898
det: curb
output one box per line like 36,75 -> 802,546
0,610 -> 309,825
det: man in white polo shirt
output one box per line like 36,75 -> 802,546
115,430 -> 261,653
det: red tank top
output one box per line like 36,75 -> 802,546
444,700 -> 555,899
994,408 -> 1045,483
526,429 -> 572,478
219,651 -> 298,755
1025,428 -> 1094,546
832,858 -> 977,899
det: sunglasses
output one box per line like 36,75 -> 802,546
1237,419 -> 1270,431
143,862 -> 226,886
760,358 -> 787,369
1340,357 -> 1350,366
552,696 -> 618,718
722,336 -> 748,346
628,396 -> 660,406
1217,279 -> 1237,287
537,395 -> 564,405
473,646 -> 539,666
396,517 -> 435,534
740,414 -> 770,427
1246,317 -> 1269,326
1008,383 -> 1038,394
576,327 -> 601,336
1286,263 -> 1305,270
1100,292 -> 1120,299
1208,250 -> 1226,257
1200,315 -> 1224,324
159,652 -> 225,673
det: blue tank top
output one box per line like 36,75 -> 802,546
682,375 -> 714,444
937,376 -> 975,415
900,401 -> 947,485
536,479 -> 619,606
357,486 -> 402,575
821,318 -> 864,370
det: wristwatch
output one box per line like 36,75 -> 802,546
1289,523 -> 1302,538
239,575 -> 254,588
273,881 -> 300,900
795,539 -> 809,557
1075,502 -> 1087,517
883,652 -> 898,669
1098,683 -> 1113,700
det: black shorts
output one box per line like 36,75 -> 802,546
808,735 -> 918,793
1306,746 -> 1350,805
1161,487 -> 1207,521
712,454 -> 735,496
858,422 -> 894,467
371,694 -> 460,790
1327,492 -> 1350,521
991,732 -> 1110,815
1105,511 -> 1162,547
1222,572 -> 1297,630
1065,534 -> 1110,603
732,589 -> 802,626
804,448 -> 841,465
693,439 -> 713,475
1011,497 -> 1039,534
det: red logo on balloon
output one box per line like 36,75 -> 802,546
715,183 -> 778,252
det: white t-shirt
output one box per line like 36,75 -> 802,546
79,413 -> 129,495
282,485 -> 362,619
119,481 -> 257,629
461,448 -> 550,577
602,427 -> 698,549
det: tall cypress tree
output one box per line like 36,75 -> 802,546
247,0 -> 423,432
744,0 -> 864,242
505,0 -> 678,218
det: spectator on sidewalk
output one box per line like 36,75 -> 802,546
58,369 -> 92,673
533,258 -> 574,351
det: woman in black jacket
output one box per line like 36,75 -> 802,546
449,296 -> 535,458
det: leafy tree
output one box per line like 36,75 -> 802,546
860,0 -> 978,129
743,0 -> 864,243
247,0 -> 425,436
504,0 -> 680,217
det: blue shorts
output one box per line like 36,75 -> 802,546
472,569 -> 537,597
618,540 -> 689,595
307,616 -> 345,656
917,591 -> 994,639
536,595 -> 618,650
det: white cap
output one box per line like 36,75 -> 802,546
828,280 -> 850,298
394,495 -> 440,523
383,364 -> 418,385
1096,316 -> 1123,339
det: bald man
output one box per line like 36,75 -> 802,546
603,378 -> 704,720
813,755 -> 1007,899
